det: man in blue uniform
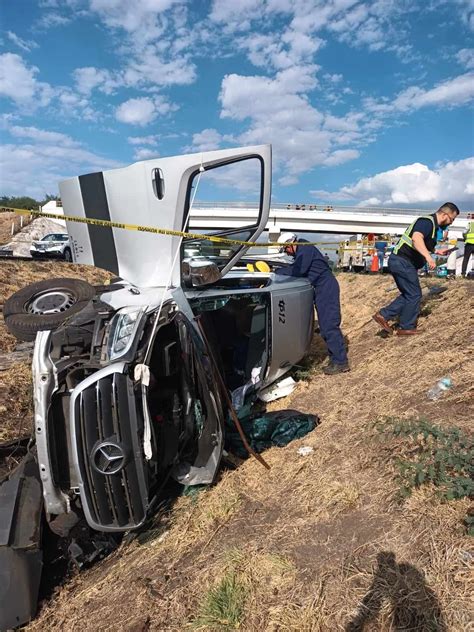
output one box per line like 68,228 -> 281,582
373,202 -> 459,335
276,233 -> 349,375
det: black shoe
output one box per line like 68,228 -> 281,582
323,362 -> 350,375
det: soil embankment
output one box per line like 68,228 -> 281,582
1,264 -> 473,631
0,214 -> 67,256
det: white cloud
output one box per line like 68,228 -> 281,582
67,5 -> 197,97
211,0 -> 414,57
0,134 -> 123,198
122,49 -> 196,88
456,48 -> 474,69
92,55 -> 196,92
9,125 -> 81,147
393,72 -> 474,110
115,96 -> 175,126
89,0 -> 178,34
323,149 -> 360,166
220,71 -> 321,124
456,0 -> 474,30
55,88 -> 97,120
189,128 -> 223,152
218,71 -> 363,183
210,0 -> 265,31
128,135 -> 159,146
0,53 -> 53,107
238,29 -> 324,71
73,66 -> 118,95
311,157 -> 474,206
6,31 -> 38,52
323,73 -> 343,83
36,12 -> 72,29
116,97 -> 157,125
0,55 -> 98,119
133,147 -> 159,160
38,0 -> 81,7
328,3 -> 368,35
365,72 -> 474,114
3,6 -> 193,126
323,112 -> 364,133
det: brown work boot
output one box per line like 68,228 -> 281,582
396,329 -> 421,335
372,312 -> 393,334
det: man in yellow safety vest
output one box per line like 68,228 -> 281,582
372,202 -> 460,335
461,213 -> 474,278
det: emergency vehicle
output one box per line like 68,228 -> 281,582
338,234 -> 396,272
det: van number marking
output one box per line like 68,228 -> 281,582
278,299 -> 286,324
72,239 -> 84,256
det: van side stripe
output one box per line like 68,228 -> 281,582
78,172 -> 119,274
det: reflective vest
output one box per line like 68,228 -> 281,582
393,215 -> 436,255
465,221 -> 474,245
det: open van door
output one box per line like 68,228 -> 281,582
59,145 -> 271,288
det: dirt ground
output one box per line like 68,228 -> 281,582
1,265 -> 473,631
0,211 -> 31,247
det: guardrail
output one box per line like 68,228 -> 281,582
192,202 -> 473,217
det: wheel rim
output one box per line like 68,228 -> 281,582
27,289 -> 76,315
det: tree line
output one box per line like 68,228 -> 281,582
0,194 -> 60,210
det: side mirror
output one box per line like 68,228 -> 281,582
182,258 -> 221,287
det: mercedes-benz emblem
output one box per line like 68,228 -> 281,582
91,441 -> 127,475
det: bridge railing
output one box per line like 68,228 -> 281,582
192,202 -> 472,217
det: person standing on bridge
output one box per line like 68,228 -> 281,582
276,233 -> 349,375
373,202 -> 460,335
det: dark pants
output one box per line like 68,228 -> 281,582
377,250 -> 385,270
462,243 -> 474,276
380,254 -> 421,330
314,274 -> 347,365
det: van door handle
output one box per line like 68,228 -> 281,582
152,168 -> 165,200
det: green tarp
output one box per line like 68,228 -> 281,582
225,407 -> 320,458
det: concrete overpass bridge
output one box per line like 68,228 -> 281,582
189,203 -> 470,241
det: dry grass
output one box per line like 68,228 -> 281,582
0,267 -> 472,631
0,211 -> 33,246
0,361 -> 34,441
267,582 -> 327,632
191,550 -> 298,630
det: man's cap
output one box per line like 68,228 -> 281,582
277,232 -> 297,245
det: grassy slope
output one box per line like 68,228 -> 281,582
0,211 -> 27,246
1,265 -> 473,630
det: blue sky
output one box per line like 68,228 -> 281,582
0,0 -> 473,208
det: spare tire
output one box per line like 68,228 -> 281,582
3,277 -> 95,341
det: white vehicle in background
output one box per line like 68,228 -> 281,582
30,233 -> 72,261
339,238 -> 369,272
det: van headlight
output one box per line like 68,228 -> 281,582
106,307 -> 144,361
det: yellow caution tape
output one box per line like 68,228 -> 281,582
0,206 -> 343,249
